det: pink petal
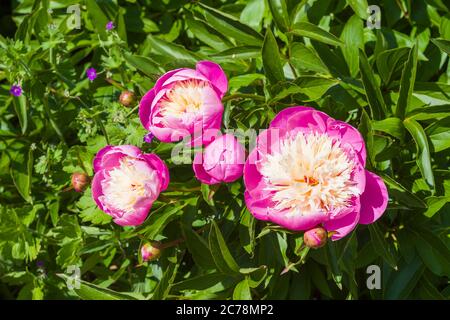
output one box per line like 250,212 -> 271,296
324,199 -> 361,240
196,60 -> 228,98
359,170 -> 388,224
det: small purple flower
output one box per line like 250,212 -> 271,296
10,85 -> 22,97
143,132 -> 154,144
106,21 -> 115,31
86,68 -> 97,81
36,261 -> 45,268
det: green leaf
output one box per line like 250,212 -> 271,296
12,94 -> 27,135
49,200 -> 60,227
151,262 -> 179,300
136,203 -> 186,239
410,228 -> 450,277
10,147 -> 33,203
268,0 -> 290,33
124,53 -> 163,77
431,38 -> 450,55
372,117 -> 405,141
423,196 -> 450,218
340,15 -> 364,77
182,224 -> 216,270
200,3 -> 263,46
233,278 -> 252,300
290,42 -> 328,74
86,0 -> 109,40
376,47 -> 410,85
146,35 -> 201,64
384,256 -> 424,299
186,15 -> 231,51
57,274 -> 138,300
209,220 -> 240,274
359,49 -> 388,120
262,29 -> 285,84
381,174 -> 427,208
425,116 -> 450,152
212,46 -> 261,60
396,45 -> 418,119
368,224 -> 398,270
347,0 -> 369,19
290,22 -> 342,46
403,118 -> 435,190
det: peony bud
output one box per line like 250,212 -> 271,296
303,227 -> 328,249
119,91 -> 135,107
71,172 -> 89,192
141,242 -> 161,262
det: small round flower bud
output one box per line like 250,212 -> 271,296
71,172 -> 89,192
303,227 -> 328,249
141,242 -> 161,262
119,91 -> 135,107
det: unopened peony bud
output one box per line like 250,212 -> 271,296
141,242 -> 161,262
119,91 -> 135,107
303,227 -> 327,249
71,172 -> 89,192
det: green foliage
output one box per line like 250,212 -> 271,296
0,0 -> 449,300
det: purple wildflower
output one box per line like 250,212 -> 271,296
106,21 -> 115,31
10,85 -> 22,97
143,132 -> 154,144
86,68 -> 97,81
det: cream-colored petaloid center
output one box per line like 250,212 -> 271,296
160,79 -> 209,117
260,132 -> 359,216
103,157 -> 157,213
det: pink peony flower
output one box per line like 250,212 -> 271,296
139,61 -> 228,146
243,106 -> 388,240
92,145 -> 169,226
193,134 -> 245,185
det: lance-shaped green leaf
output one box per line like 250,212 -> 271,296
268,0 -> 290,33
396,45 -> 418,119
290,42 -> 328,74
86,0 -> 109,40
12,94 -> 27,135
359,49 -> 387,120
151,262 -> 179,300
403,118 -> 435,190
340,15 -> 364,77
182,224 -> 216,270
124,53 -> 163,77
376,47 -> 410,86
372,117 -> 405,141
368,224 -> 398,270
380,174 -> 427,208
209,220 -> 240,274
10,146 -> 33,203
57,274 -> 138,300
233,278 -> 252,300
200,3 -> 263,46
347,0 -> 369,19
289,22 -> 342,46
431,38 -> 450,55
262,29 -> 285,84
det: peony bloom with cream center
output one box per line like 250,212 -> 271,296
160,79 -> 210,118
100,157 -> 160,215
139,61 -> 228,146
92,145 -> 169,226
244,106 -> 389,240
260,132 -> 360,217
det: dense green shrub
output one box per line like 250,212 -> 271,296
0,0 -> 449,300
